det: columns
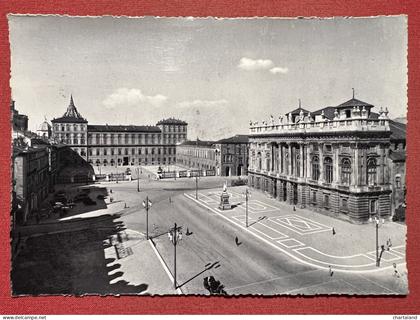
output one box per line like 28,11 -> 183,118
306,143 -> 311,179
352,144 -> 359,186
299,144 -> 304,178
287,143 -> 292,176
333,144 -> 340,184
319,143 -> 324,182
279,144 -> 283,174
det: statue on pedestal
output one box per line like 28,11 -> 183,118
219,181 -> 231,210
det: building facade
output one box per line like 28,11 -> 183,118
13,146 -> 49,224
248,97 -> 397,223
176,140 -> 217,171
51,96 -> 188,166
214,135 -> 249,176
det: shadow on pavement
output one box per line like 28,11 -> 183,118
11,214 -> 148,296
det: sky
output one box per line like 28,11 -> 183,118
8,15 -> 407,140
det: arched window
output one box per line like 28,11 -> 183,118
96,159 -> 101,165
367,158 -> 377,186
324,157 -> 333,183
312,156 -> 320,181
341,158 -> 352,185
257,152 -> 262,170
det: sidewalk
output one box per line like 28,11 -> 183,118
184,186 -> 407,273
104,229 -> 178,295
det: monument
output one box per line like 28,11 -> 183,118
219,181 -> 231,210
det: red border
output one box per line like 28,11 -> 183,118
1,0 -> 419,315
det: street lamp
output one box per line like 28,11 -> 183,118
142,196 -> 152,240
244,189 -> 251,228
136,167 -> 140,192
372,216 -> 384,267
195,174 -> 199,200
168,223 -> 183,289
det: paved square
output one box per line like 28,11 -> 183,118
269,215 -> 331,235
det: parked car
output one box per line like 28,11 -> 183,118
74,193 -> 89,202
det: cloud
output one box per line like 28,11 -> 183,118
269,67 -> 289,74
238,57 -> 274,71
238,57 -> 288,75
103,88 -> 167,109
175,99 -> 229,109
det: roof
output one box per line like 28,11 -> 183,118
389,151 -> 406,162
87,125 -> 161,133
285,107 -> 310,116
312,106 -> 336,120
52,95 -> 88,123
311,106 -> 379,120
389,120 -> 406,141
178,139 -> 215,147
336,98 -> 373,109
156,118 -> 188,125
216,135 -> 249,144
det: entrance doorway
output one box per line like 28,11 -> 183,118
225,167 -> 230,176
273,180 -> 277,198
237,165 -> 243,176
292,183 -> 298,205
282,182 -> 287,202
123,157 -> 129,166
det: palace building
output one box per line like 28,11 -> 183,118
51,96 -> 188,166
248,97 -> 405,223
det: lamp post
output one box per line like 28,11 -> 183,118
372,216 -> 384,267
142,196 -> 152,240
245,188 -> 250,228
168,223 -> 182,289
136,167 -> 140,192
195,174 -> 199,200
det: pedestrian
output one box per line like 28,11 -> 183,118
110,189 -> 113,194
332,227 -> 336,235
293,206 -> 296,212
235,236 -> 241,246
393,263 -> 400,278
387,238 -> 392,251
328,265 -> 334,277
124,202 -> 127,209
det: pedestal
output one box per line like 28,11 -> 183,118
219,191 -> 231,210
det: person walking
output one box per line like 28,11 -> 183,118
328,265 -> 334,277
332,227 -> 336,235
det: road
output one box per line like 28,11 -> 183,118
105,175 -> 407,295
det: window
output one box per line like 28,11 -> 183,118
131,149 -> 135,155
88,149 -> 92,156
311,190 -> 317,204
296,154 -> 300,177
324,157 -> 333,183
341,158 -> 352,185
395,176 -> 401,189
369,199 -> 378,214
324,193 -> 330,209
80,149 -> 86,156
138,148 -> 142,155
125,135 -> 129,144
96,149 -> 100,156
367,158 -> 377,186
341,197 -> 348,211
325,145 -> 332,152
104,149 -> 107,156
118,148 -> 122,155
125,148 -> 129,155
111,148 -> 115,156
345,110 -> 351,118
312,156 -> 320,181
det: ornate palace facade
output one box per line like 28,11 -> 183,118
51,96 -> 187,166
248,97 -> 403,223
